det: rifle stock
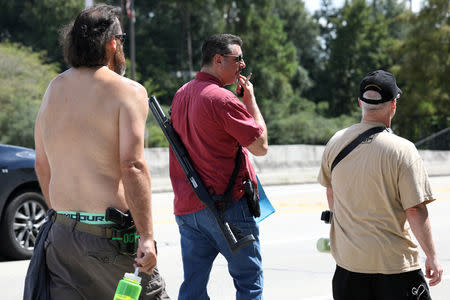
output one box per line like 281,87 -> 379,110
148,96 -> 255,253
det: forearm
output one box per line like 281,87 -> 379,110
405,203 -> 437,259
326,187 -> 334,211
245,97 -> 267,137
244,97 -> 268,155
254,110 -> 268,148
121,160 -> 153,240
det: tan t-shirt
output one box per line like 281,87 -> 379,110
318,120 -> 435,274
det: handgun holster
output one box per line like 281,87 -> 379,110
244,179 -> 260,218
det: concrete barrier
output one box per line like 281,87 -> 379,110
417,149 -> 450,177
145,146 -> 450,193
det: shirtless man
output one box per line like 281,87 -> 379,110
34,4 -> 169,299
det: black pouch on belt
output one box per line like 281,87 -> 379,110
106,207 -> 139,256
244,179 -> 260,218
110,225 -> 139,256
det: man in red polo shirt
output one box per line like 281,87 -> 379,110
170,33 -> 268,299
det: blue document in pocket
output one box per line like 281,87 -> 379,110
255,176 -> 275,223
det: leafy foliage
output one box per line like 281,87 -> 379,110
0,0 -> 84,65
146,103 -> 170,148
313,0 -> 399,116
0,0 -> 448,148
0,43 -> 59,148
391,0 -> 450,146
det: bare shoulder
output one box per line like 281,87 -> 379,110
112,74 -> 148,102
44,69 -> 70,95
38,69 -> 71,113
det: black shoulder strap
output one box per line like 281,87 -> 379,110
221,145 -> 243,202
331,126 -> 386,173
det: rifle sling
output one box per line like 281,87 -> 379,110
215,145 -> 243,206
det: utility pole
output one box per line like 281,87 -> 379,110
372,0 -> 377,18
184,3 -> 193,75
126,0 -> 136,80
120,0 -> 125,30
130,0 -> 136,80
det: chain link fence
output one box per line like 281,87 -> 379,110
415,127 -> 450,151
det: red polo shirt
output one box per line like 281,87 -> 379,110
169,72 -> 263,215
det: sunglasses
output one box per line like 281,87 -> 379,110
223,54 -> 244,62
114,33 -> 126,43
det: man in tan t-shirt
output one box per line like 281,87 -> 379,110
33,4 -> 169,299
318,70 -> 442,300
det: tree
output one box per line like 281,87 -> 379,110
1,0 -> 444,147
229,1 -> 298,116
313,0 -> 400,117
273,0 -> 321,95
133,0 -> 307,145
371,0 -> 411,39
0,0 -> 84,65
392,0 -> 449,147
0,42 -> 59,148
126,0 -> 225,106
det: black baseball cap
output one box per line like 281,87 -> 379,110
359,70 -> 402,104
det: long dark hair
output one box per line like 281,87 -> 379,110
60,4 -> 120,68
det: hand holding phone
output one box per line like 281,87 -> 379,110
237,72 -> 252,97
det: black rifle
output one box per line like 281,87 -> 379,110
148,96 -> 255,253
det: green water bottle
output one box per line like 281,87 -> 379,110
316,237 -> 331,253
113,267 -> 142,300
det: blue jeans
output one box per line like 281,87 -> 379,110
175,197 -> 263,300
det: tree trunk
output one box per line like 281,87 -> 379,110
184,3 -> 193,74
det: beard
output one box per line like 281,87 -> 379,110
113,44 -> 126,76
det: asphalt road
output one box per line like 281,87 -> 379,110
1,176 -> 449,299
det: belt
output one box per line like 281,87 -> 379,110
54,213 -> 113,238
